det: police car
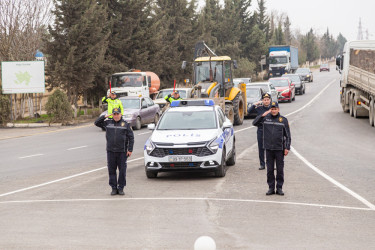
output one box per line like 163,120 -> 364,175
144,99 -> 236,178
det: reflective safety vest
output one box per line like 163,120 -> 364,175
164,94 -> 182,103
102,97 -> 124,117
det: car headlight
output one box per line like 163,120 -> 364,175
208,136 -> 222,153
306,75 -> 310,77
144,139 -> 155,155
124,114 -> 133,119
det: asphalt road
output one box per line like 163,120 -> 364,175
0,70 -> 374,249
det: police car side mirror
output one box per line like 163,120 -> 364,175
223,120 -> 232,130
148,124 -> 155,130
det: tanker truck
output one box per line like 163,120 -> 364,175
109,69 -> 160,99
336,40 -> 375,127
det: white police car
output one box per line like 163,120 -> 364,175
144,99 -> 236,178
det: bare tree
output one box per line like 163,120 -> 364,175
0,0 -> 52,119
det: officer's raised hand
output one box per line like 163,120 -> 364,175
262,109 -> 271,117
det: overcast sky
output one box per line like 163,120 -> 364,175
197,0 -> 374,41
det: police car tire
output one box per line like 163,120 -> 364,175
146,171 -> 158,178
226,142 -> 236,166
233,94 -> 244,125
215,150 -> 226,177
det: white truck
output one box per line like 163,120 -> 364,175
336,40 -> 375,127
268,45 -> 299,78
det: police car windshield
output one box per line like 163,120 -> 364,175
157,111 -> 217,130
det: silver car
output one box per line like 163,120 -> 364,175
247,82 -> 278,103
153,88 -> 193,109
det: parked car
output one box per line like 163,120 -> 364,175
233,78 -> 251,87
272,78 -> 296,103
320,63 -> 330,72
99,96 -> 160,130
280,74 -> 305,95
247,82 -> 278,104
295,67 -> 313,82
245,86 -> 265,117
154,88 -> 192,109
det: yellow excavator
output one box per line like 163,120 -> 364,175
182,41 -> 246,125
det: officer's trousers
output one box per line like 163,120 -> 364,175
107,151 -> 127,189
257,129 -> 265,167
266,149 -> 284,189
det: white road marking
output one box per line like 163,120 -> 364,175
291,146 -> 375,211
67,145 -> 88,151
0,197 -> 372,211
234,78 -> 336,134
19,154 -> 44,159
136,131 -> 152,136
0,157 -> 144,198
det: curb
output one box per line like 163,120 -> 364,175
6,123 -> 63,128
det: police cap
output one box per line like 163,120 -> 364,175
112,108 -> 121,114
270,102 -> 279,108
262,93 -> 271,99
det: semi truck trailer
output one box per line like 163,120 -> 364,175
336,40 -> 375,127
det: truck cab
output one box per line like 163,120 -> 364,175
269,51 -> 289,77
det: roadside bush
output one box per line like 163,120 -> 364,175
45,89 -> 73,124
0,94 -> 11,125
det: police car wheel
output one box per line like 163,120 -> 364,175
226,143 -> 236,166
215,150 -> 226,177
146,171 -> 158,178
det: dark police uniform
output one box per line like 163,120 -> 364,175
253,102 -> 291,195
249,94 -> 271,169
94,108 -> 134,195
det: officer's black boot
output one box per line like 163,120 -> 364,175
259,165 -> 265,170
276,188 -> 284,196
266,189 -> 275,195
118,188 -> 125,195
111,188 -> 118,195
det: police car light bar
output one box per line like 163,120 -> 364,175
170,99 -> 215,107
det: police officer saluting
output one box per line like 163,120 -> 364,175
102,91 -> 124,118
253,102 -> 291,196
164,90 -> 182,103
95,108 -> 134,195
248,93 -> 271,170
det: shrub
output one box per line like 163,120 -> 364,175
45,89 -> 73,124
0,94 -> 11,125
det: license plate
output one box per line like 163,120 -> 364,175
168,156 -> 192,162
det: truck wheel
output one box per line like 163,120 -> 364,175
226,142 -> 236,166
352,95 -> 359,118
225,104 -> 234,124
233,94 -> 244,125
146,171 -> 158,178
134,117 -> 141,130
215,150 -> 226,177
349,94 -> 354,117
341,88 -> 349,113
369,99 -> 374,127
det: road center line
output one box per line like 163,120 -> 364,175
0,157 -> 144,198
67,145 -> 88,151
19,154 -> 44,159
291,146 -> 375,210
0,197 -> 372,212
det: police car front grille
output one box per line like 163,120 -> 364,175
160,162 -> 203,168
150,147 -> 213,157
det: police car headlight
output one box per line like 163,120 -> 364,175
208,137 -> 220,153
145,139 -> 155,155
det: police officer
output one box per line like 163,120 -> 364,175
94,108 -> 134,195
164,90 -> 182,103
102,91 -> 124,118
248,93 -> 271,170
253,102 -> 291,196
